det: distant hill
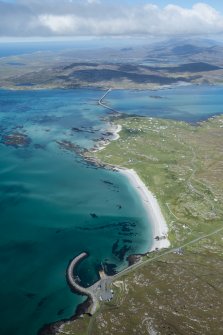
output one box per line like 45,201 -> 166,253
171,44 -> 205,56
147,62 -> 221,73
71,69 -> 188,85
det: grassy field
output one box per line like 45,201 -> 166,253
54,115 -> 223,335
94,116 -> 223,245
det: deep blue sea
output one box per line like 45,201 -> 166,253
0,41 -> 99,58
0,38 -> 145,58
0,85 -> 223,335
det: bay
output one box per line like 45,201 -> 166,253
0,89 -> 151,335
0,85 -> 223,335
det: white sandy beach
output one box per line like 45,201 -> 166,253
97,88 -> 169,252
93,124 -> 122,152
118,168 -> 170,252
111,124 -> 122,141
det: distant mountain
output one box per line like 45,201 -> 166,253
143,38 -> 223,66
147,62 -> 221,73
171,45 -> 205,56
148,37 -> 218,50
1,37 -> 223,89
70,68 -> 188,85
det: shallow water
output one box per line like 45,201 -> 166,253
0,89 -> 151,335
107,85 -> 223,122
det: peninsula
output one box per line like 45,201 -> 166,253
55,92 -> 223,335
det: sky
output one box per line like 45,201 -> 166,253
1,0 -> 223,40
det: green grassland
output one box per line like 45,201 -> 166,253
55,115 -> 223,335
93,115 -> 223,246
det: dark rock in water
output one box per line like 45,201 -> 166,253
101,131 -> 113,136
12,124 -> 24,130
90,213 -> 98,218
121,226 -> 130,232
103,262 -> 117,275
34,143 -> 45,150
123,239 -> 132,244
38,323 -> 60,335
71,127 -> 84,132
116,245 -> 131,261
112,239 -> 119,254
77,221 -> 128,231
71,126 -> 95,134
119,221 -> 136,233
1,184 -> 29,196
127,254 -> 142,266
56,140 -> 87,155
112,239 -> 131,261
25,293 -> 36,299
57,308 -> 65,316
102,180 -> 114,186
149,95 -> 164,99
1,132 -> 31,148
75,297 -> 92,316
118,232 -> 134,236
117,204 -> 122,209
37,297 -> 48,308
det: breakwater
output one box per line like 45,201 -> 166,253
66,252 -> 98,315
67,251 -> 114,317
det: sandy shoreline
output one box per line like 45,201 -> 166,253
97,89 -> 170,251
118,168 -> 170,252
92,124 -> 122,152
112,124 -> 122,141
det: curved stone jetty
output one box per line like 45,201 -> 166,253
67,252 -> 113,315
67,252 -> 98,315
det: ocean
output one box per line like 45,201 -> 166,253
0,88 -> 152,335
0,41 -> 99,58
0,85 -> 223,335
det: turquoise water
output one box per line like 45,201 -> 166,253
0,89 -> 152,335
0,86 -> 223,335
108,85 -> 223,122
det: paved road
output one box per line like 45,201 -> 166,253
113,225 -> 223,280
98,88 -> 119,113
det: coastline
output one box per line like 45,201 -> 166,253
112,124 -> 122,141
92,123 -> 122,152
118,168 -> 170,252
38,89 -> 171,335
96,88 -> 170,252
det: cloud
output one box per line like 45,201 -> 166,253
39,15 -> 77,33
0,1 -> 223,37
87,0 -> 101,4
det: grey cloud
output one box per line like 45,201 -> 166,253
0,1 -> 223,37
